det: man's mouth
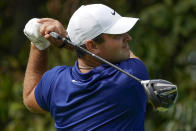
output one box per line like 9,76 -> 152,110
122,43 -> 129,49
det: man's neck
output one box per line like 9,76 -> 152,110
77,55 -> 101,73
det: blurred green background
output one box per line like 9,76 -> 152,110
0,0 -> 196,130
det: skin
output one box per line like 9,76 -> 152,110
92,33 -> 132,63
23,18 -> 139,113
78,33 -> 138,73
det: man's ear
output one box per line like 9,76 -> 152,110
85,40 -> 99,54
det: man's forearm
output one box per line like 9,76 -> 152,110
23,44 -> 48,104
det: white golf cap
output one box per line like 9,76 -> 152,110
67,4 -> 139,46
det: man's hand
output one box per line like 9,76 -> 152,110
24,18 -> 69,49
24,18 -> 51,50
38,18 -> 67,48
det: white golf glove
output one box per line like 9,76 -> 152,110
24,18 -> 50,50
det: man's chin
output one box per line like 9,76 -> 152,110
111,56 -> 130,64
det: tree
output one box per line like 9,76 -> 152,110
0,0 -> 195,130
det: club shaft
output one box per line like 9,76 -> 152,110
50,32 -> 142,82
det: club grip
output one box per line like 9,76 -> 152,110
49,32 -> 62,40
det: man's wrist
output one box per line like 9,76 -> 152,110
31,43 -> 49,52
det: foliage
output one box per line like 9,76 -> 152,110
0,0 -> 195,130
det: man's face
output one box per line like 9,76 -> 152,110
96,33 -> 131,63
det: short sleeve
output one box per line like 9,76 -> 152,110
120,58 -> 149,81
34,66 -> 62,111
121,58 -> 149,111
131,58 -> 149,80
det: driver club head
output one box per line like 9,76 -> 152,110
141,79 -> 178,111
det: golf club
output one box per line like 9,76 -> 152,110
49,32 -> 178,111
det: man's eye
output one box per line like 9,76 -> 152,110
113,34 -> 122,39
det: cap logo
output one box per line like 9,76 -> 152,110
111,10 -> 115,15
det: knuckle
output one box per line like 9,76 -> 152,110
39,25 -> 45,35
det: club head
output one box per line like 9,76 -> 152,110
141,79 -> 178,111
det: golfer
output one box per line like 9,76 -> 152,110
23,4 -> 149,131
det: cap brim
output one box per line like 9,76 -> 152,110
103,17 -> 139,34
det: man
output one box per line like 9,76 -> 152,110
23,4 -> 149,131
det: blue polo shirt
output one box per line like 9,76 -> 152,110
35,58 -> 149,131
